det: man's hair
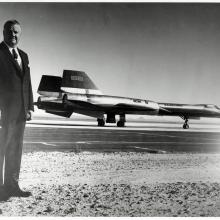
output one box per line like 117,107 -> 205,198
3,19 -> 20,30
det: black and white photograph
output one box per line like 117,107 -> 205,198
0,1 -> 220,217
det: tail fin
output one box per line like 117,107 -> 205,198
38,75 -> 62,97
61,70 -> 103,95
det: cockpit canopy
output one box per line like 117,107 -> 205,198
204,104 -> 220,110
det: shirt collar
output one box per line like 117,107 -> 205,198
3,41 -> 19,54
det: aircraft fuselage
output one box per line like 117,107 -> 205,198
36,70 -> 220,128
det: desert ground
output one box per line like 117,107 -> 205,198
0,151 -> 220,216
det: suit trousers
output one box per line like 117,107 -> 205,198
0,113 -> 26,188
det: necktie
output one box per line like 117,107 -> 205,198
12,48 -> 18,60
12,48 -> 22,71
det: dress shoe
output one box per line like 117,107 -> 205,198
5,185 -> 32,198
8,188 -> 32,197
0,186 -> 10,201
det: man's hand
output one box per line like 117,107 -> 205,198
26,111 -> 32,121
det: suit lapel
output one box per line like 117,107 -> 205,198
0,42 -> 23,77
18,49 -> 27,76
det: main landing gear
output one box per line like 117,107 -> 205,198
97,118 -> 105,127
117,120 -> 125,127
97,114 -> 126,127
117,114 -> 126,127
182,117 -> 189,129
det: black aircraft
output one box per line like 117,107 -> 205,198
35,70 -> 220,129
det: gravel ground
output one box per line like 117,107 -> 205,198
1,151 -> 220,216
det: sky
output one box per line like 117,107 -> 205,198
0,3 -> 220,107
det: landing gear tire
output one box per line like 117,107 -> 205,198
182,116 -> 189,129
63,94 -> 68,109
117,114 -> 126,127
183,123 -> 189,129
97,119 -> 105,127
117,121 -> 125,127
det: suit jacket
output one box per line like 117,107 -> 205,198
0,42 -> 34,122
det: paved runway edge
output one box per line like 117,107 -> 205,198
21,126 -> 220,153
27,120 -> 220,133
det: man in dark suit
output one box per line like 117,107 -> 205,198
0,20 -> 34,201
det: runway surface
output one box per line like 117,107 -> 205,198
1,120 -> 220,216
21,120 -> 220,153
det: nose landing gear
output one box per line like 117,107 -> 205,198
182,117 -> 189,129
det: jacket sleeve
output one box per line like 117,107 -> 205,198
26,54 -> 34,112
0,58 -> 5,108
28,76 -> 34,111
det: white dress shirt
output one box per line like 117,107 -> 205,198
4,42 -> 23,70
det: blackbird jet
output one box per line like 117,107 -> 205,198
35,70 -> 220,129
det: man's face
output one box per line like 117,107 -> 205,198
3,24 -> 21,48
